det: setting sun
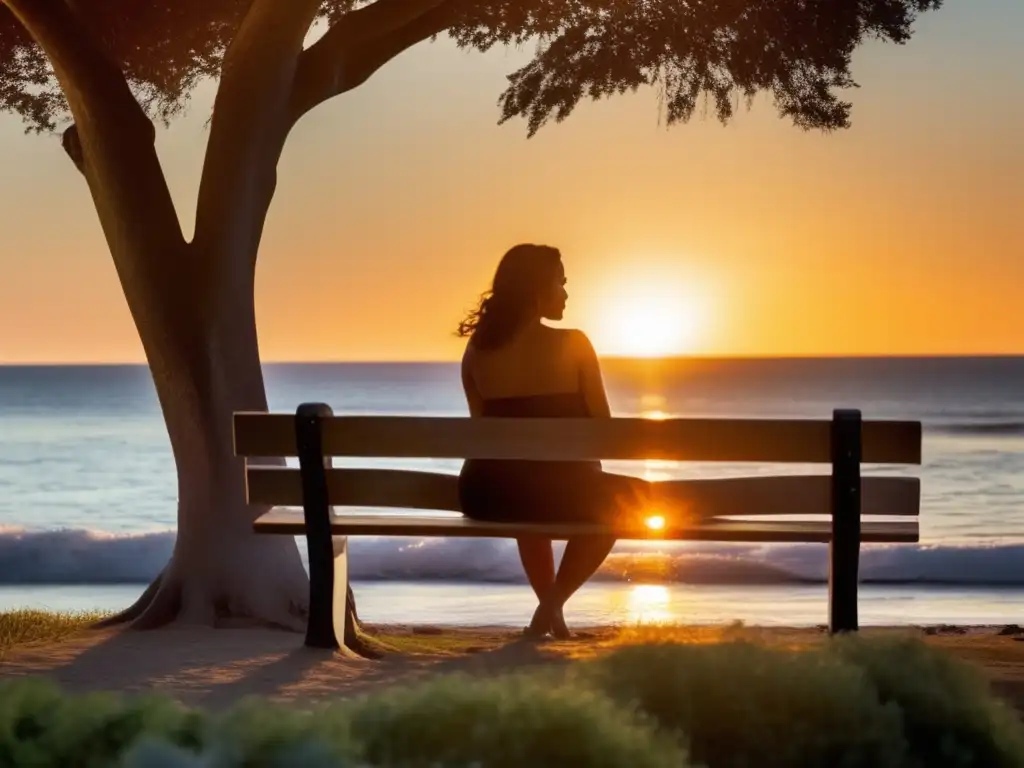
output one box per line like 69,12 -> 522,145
594,275 -> 711,357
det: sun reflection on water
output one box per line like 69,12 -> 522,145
627,584 -> 674,625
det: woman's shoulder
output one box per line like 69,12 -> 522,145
548,326 -> 596,353
542,325 -> 588,341
463,326 -> 594,361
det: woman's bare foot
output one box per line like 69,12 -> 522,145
524,602 -> 553,639
550,606 -> 572,640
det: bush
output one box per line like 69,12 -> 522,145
0,679 -> 204,768
830,634 -> 1024,768
0,676 -> 684,768
120,738 -> 361,768
583,640 -> 909,768
337,673 -> 684,768
583,636 -> 1024,768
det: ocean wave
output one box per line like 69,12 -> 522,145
2,527 -> 1023,587
929,421 -> 1024,438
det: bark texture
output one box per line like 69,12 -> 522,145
123,259 -> 311,630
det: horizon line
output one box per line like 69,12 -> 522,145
2,352 -> 1023,367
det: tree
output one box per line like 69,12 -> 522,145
0,0 -> 942,639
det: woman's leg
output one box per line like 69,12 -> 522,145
516,535 -> 556,598
542,534 -> 617,637
461,469 -> 557,633
535,473 -> 654,638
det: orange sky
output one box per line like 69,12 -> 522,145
0,1 -> 1021,363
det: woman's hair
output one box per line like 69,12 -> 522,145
457,243 -> 563,351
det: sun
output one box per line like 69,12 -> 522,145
596,277 -> 710,357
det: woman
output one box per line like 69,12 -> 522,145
457,243 -> 654,639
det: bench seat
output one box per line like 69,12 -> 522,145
254,508 -> 919,543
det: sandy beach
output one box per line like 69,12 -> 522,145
2,623 -> 1022,716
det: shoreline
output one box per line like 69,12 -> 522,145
7,580 -> 1024,636
2,619 -> 1022,715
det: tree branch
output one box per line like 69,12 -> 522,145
2,0 -> 147,135
2,0 -> 185,254
290,0 -> 458,123
193,0 -> 323,261
332,0 -> 451,45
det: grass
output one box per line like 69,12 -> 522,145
0,610 -> 110,660
360,626 -> 503,656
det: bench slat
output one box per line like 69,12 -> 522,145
252,509 -> 919,543
246,467 -> 920,518
233,414 -> 922,464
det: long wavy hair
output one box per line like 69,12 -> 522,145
457,244 -> 563,351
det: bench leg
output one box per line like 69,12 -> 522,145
829,409 -> 862,634
304,530 -> 345,650
296,402 -> 344,650
304,531 -> 354,651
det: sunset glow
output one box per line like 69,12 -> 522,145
596,279 -> 711,358
0,2 -> 1019,364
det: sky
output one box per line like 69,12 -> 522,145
0,0 -> 1021,363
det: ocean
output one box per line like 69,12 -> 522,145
1,357 -> 1022,628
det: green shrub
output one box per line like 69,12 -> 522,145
120,738 -> 362,768
338,673 -> 686,768
583,637 -> 1024,768
0,676 -> 683,768
0,679 -> 204,768
583,640 -> 909,768
210,698 -> 359,765
830,634 -> 1024,768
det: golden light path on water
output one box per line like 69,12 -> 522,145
626,584 -> 674,624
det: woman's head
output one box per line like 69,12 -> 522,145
457,244 -> 567,350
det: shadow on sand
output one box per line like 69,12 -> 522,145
0,623 -> 585,710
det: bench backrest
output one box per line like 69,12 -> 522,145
232,406 -> 922,520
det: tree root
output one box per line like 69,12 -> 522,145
94,547 -> 312,634
93,568 -> 164,628
90,558 -> 377,662
131,568 -> 185,630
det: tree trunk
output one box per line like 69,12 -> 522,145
6,0 -> 372,639
104,236 -> 310,631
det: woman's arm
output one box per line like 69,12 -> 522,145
461,347 -> 485,417
572,330 -> 612,418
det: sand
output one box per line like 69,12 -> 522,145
2,623 -> 1023,715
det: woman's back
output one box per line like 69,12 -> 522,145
462,325 -> 610,420
459,326 -> 612,522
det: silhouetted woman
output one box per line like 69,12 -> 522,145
457,243 -> 653,639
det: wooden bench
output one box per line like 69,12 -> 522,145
232,404 -> 922,651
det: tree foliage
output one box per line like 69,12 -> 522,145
0,0 -> 943,137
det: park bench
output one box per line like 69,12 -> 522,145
232,404 -> 922,650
